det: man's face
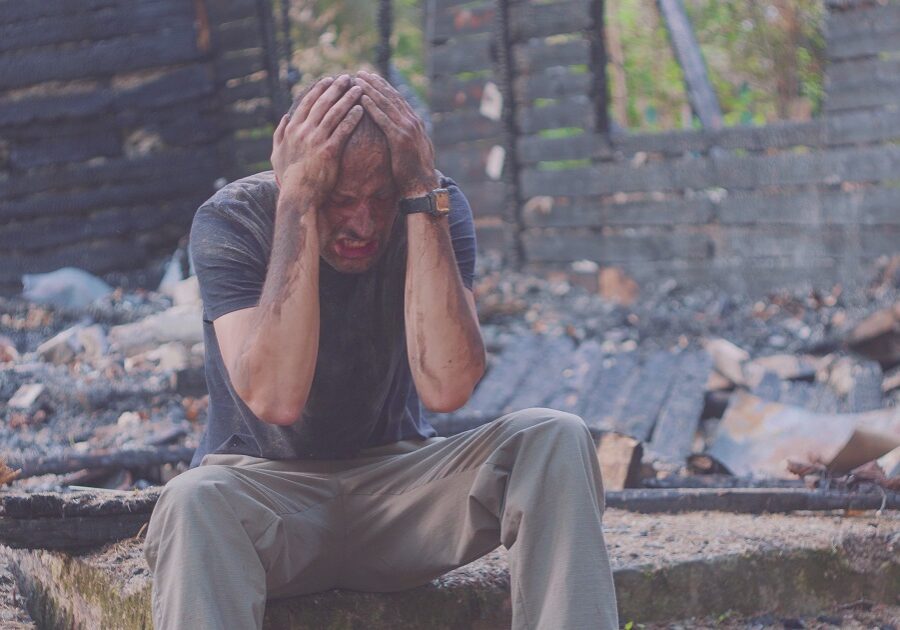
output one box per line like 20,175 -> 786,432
317,139 -> 399,274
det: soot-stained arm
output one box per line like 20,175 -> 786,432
220,186 -> 322,426
404,206 -> 486,413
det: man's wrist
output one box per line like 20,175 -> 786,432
400,173 -> 440,199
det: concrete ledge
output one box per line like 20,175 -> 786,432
4,510 -> 899,629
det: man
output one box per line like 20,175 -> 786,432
144,70 -> 618,629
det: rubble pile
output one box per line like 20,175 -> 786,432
0,253 -> 898,516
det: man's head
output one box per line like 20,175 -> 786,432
284,74 -> 400,274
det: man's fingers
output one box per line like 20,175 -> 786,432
357,71 -> 417,119
320,84 -> 363,135
360,94 -> 398,133
273,114 -> 288,146
306,74 -> 354,128
355,75 -> 407,126
288,76 -> 334,128
329,104 -> 365,149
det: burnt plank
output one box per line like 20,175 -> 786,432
0,203 -> 190,252
825,81 -> 900,112
9,133 -> 121,170
827,3 -> 900,40
221,77 -> 270,104
429,76 -> 492,114
205,0 -> 258,25
215,48 -> 267,82
513,39 -> 591,75
451,181 -> 506,217
647,350 -> 713,463
0,150 -> 215,200
845,360 -> 884,413
115,64 -> 214,110
514,68 -> 593,102
0,239 -> 150,285
516,96 -> 595,134
0,0 -> 120,25
465,333 -> 546,414
580,351 -> 640,432
614,351 -> 682,441
546,339 -> 605,414
506,335 -> 577,410
436,140 -> 501,183
0,28 -> 201,90
0,3 -> 194,53
521,196 -> 714,228
516,133 -> 605,165
432,3 -> 496,42
214,16 -> 262,53
2,167 -> 215,221
657,0 -> 722,129
828,29 -> 900,60
509,0 -> 593,42
522,230 -> 712,264
432,110 -> 503,146
431,37 -> 494,77
0,90 -> 113,127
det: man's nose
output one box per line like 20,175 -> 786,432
344,204 -> 377,240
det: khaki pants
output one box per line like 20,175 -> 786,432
144,407 -> 619,629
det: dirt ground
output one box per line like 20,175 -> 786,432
640,602 -> 900,629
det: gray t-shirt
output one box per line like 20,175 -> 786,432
188,171 -> 476,465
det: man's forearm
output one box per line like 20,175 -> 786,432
231,186 -> 321,425
404,211 -> 485,412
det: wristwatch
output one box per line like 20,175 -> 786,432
399,188 -> 451,218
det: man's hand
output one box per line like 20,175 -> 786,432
355,70 -> 438,198
271,74 -> 365,201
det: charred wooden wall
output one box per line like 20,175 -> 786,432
429,0 -> 900,294
0,0 -> 282,294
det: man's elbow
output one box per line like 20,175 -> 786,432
422,361 -> 486,413
238,385 -> 305,426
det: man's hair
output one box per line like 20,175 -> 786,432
286,73 -> 386,151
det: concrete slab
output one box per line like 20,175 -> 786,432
4,510 -> 899,629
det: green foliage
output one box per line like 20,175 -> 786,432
605,0 -> 826,131
280,0 -> 827,131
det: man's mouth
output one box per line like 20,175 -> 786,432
335,238 -> 378,259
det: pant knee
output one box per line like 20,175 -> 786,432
498,407 -> 591,439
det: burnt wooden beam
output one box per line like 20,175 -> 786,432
0,489 -> 160,551
607,487 -> 900,513
646,350 -> 713,463
6,446 -> 195,479
656,0 -> 722,130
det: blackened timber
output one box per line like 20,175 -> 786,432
846,360 -> 884,413
494,0 -> 524,263
7,447 -> 195,479
580,352 -> 640,432
0,28 -> 202,90
465,334 -> 545,414
508,1 -> 593,42
0,4 -> 194,53
647,350 -> 713,463
606,487 -> 900,514
547,339 -> 605,414
656,0 -> 722,129
614,350 -> 681,441
588,0 -> 610,134
507,335 -> 577,409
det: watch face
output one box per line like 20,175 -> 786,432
433,189 -> 450,215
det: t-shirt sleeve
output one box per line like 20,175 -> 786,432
189,203 -> 267,322
440,174 -> 477,291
